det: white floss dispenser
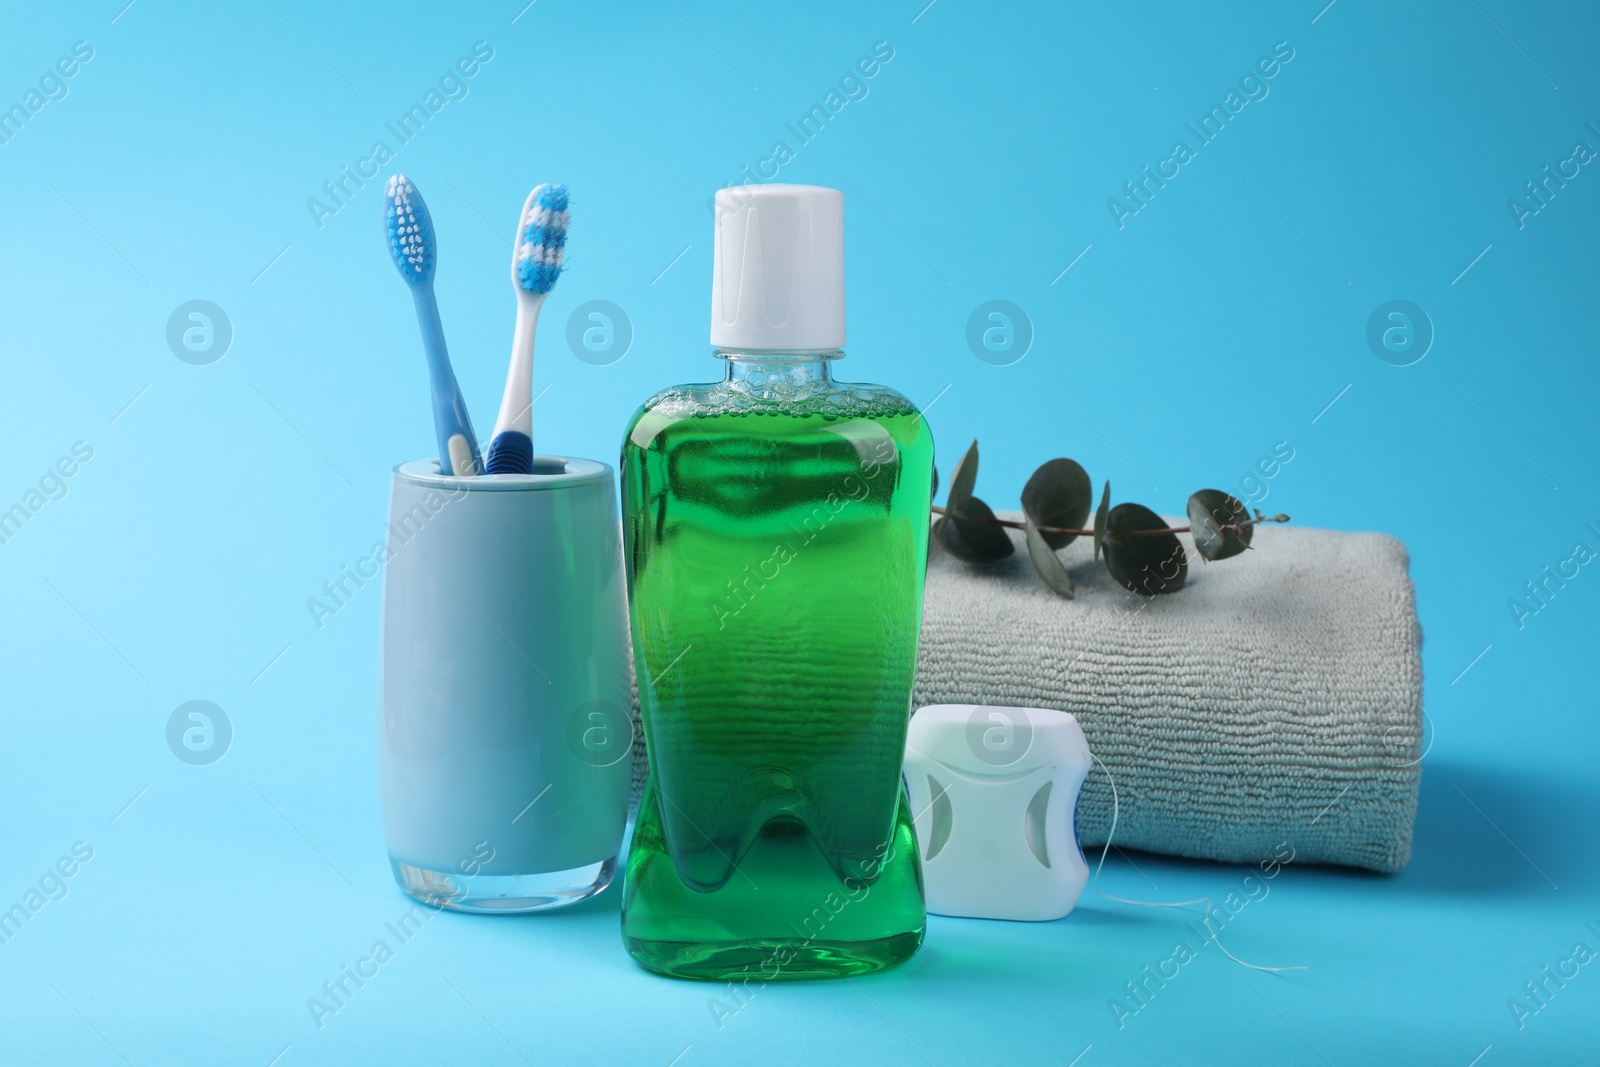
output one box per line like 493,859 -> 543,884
904,704 -> 1093,922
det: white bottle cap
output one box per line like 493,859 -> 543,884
710,183 -> 845,351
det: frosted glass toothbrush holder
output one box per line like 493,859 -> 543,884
377,456 -> 633,912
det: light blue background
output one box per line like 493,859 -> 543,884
2,1 -> 1597,1064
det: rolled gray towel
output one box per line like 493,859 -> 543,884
914,513 -> 1423,873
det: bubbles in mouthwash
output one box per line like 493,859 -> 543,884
641,381 -> 920,427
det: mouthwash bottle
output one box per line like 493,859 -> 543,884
619,185 -> 931,980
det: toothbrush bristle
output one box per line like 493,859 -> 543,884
516,184 -> 570,295
384,174 -> 436,286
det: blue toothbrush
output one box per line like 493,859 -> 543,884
383,174 -> 482,477
485,184 -> 570,475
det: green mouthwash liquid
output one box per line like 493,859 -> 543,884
620,368 -> 932,980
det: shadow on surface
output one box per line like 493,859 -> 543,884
1394,760 -> 1596,896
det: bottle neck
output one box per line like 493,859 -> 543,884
717,348 -> 841,389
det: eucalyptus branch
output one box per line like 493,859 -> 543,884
931,440 -> 1292,600
930,504 -> 1288,539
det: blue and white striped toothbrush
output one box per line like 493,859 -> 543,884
383,174 -> 482,477
484,184 -> 570,475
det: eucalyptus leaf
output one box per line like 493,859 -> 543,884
1021,458 -> 1092,550
1092,481 -> 1111,572
1186,489 -> 1253,562
1103,502 -> 1187,595
935,495 -> 1015,564
945,440 -> 979,514
1023,515 -> 1075,598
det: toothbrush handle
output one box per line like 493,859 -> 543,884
413,286 -> 481,475
492,295 -> 544,440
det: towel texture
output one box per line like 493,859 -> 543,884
914,514 -> 1423,873
626,516 -> 1422,874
